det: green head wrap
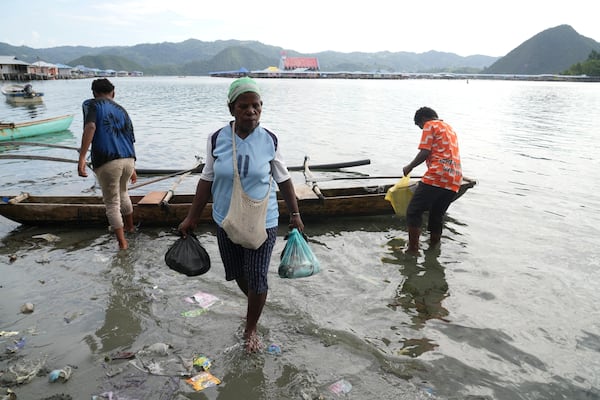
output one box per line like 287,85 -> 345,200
227,77 -> 261,104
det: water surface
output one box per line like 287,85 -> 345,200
1,77 -> 599,399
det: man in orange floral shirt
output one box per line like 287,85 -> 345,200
403,107 -> 462,253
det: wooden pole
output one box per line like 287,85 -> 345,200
160,162 -> 202,207
128,165 -> 201,190
303,156 -> 325,200
0,141 -> 81,152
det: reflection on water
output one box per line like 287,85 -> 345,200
3,100 -> 48,120
383,238 -> 449,358
217,358 -> 266,399
84,253 -> 146,354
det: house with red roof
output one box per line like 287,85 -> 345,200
279,52 -> 320,71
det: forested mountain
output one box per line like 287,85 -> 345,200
483,25 -> 600,75
562,50 -> 600,76
1,24 -> 598,75
69,55 -> 144,71
0,39 -> 497,75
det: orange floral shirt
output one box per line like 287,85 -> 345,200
418,120 -> 462,192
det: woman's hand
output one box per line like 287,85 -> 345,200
289,214 -> 304,232
178,217 -> 196,238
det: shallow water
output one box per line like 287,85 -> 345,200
1,77 -> 600,399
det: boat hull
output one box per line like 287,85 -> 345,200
1,84 -> 44,104
3,93 -> 44,104
0,178 -> 476,227
0,115 -> 74,141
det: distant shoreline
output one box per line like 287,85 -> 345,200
3,72 -> 598,83
209,71 -> 600,82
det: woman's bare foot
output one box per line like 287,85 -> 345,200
244,330 -> 263,353
115,228 -> 128,250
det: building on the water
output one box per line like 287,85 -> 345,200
0,56 -> 30,81
0,55 -> 143,81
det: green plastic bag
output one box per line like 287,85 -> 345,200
384,175 -> 414,216
279,228 -> 320,279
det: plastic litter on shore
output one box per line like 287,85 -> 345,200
185,371 -> 221,391
266,344 -> 282,355
5,337 -> 26,353
48,366 -> 72,383
4,356 -> 47,385
184,291 -> 220,308
192,356 -> 212,371
181,308 -> 208,318
328,378 -> 352,395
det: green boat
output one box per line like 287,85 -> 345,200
0,114 -> 74,141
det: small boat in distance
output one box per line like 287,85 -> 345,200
0,114 -> 74,141
1,83 -> 44,104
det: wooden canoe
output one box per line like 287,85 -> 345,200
0,115 -> 74,141
0,177 -> 476,227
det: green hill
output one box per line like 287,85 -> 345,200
0,40 -> 497,75
68,55 -> 143,71
483,25 -> 600,75
3,25 -> 600,76
563,50 -> 600,76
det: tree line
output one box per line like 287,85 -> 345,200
563,51 -> 600,76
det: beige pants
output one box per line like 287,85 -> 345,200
94,158 -> 135,229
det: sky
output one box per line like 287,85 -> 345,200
3,0 -> 599,57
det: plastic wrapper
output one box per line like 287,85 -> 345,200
185,371 -> 221,391
278,228 -> 320,279
165,233 -> 211,276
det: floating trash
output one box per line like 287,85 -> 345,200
106,351 -> 136,361
91,392 -> 116,400
193,356 -> 212,371
6,357 -> 46,385
266,344 -> 282,355
184,291 -> 220,308
328,379 -> 352,395
6,337 -> 26,353
32,233 -> 61,242
139,342 -> 171,356
48,366 -> 72,383
181,308 -> 208,318
1,388 -> 16,400
0,331 -> 19,337
185,371 -> 221,391
20,303 -> 34,314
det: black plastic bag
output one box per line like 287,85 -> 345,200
165,233 -> 211,276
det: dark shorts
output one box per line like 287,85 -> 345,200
216,226 -> 277,294
406,182 -> 457,234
